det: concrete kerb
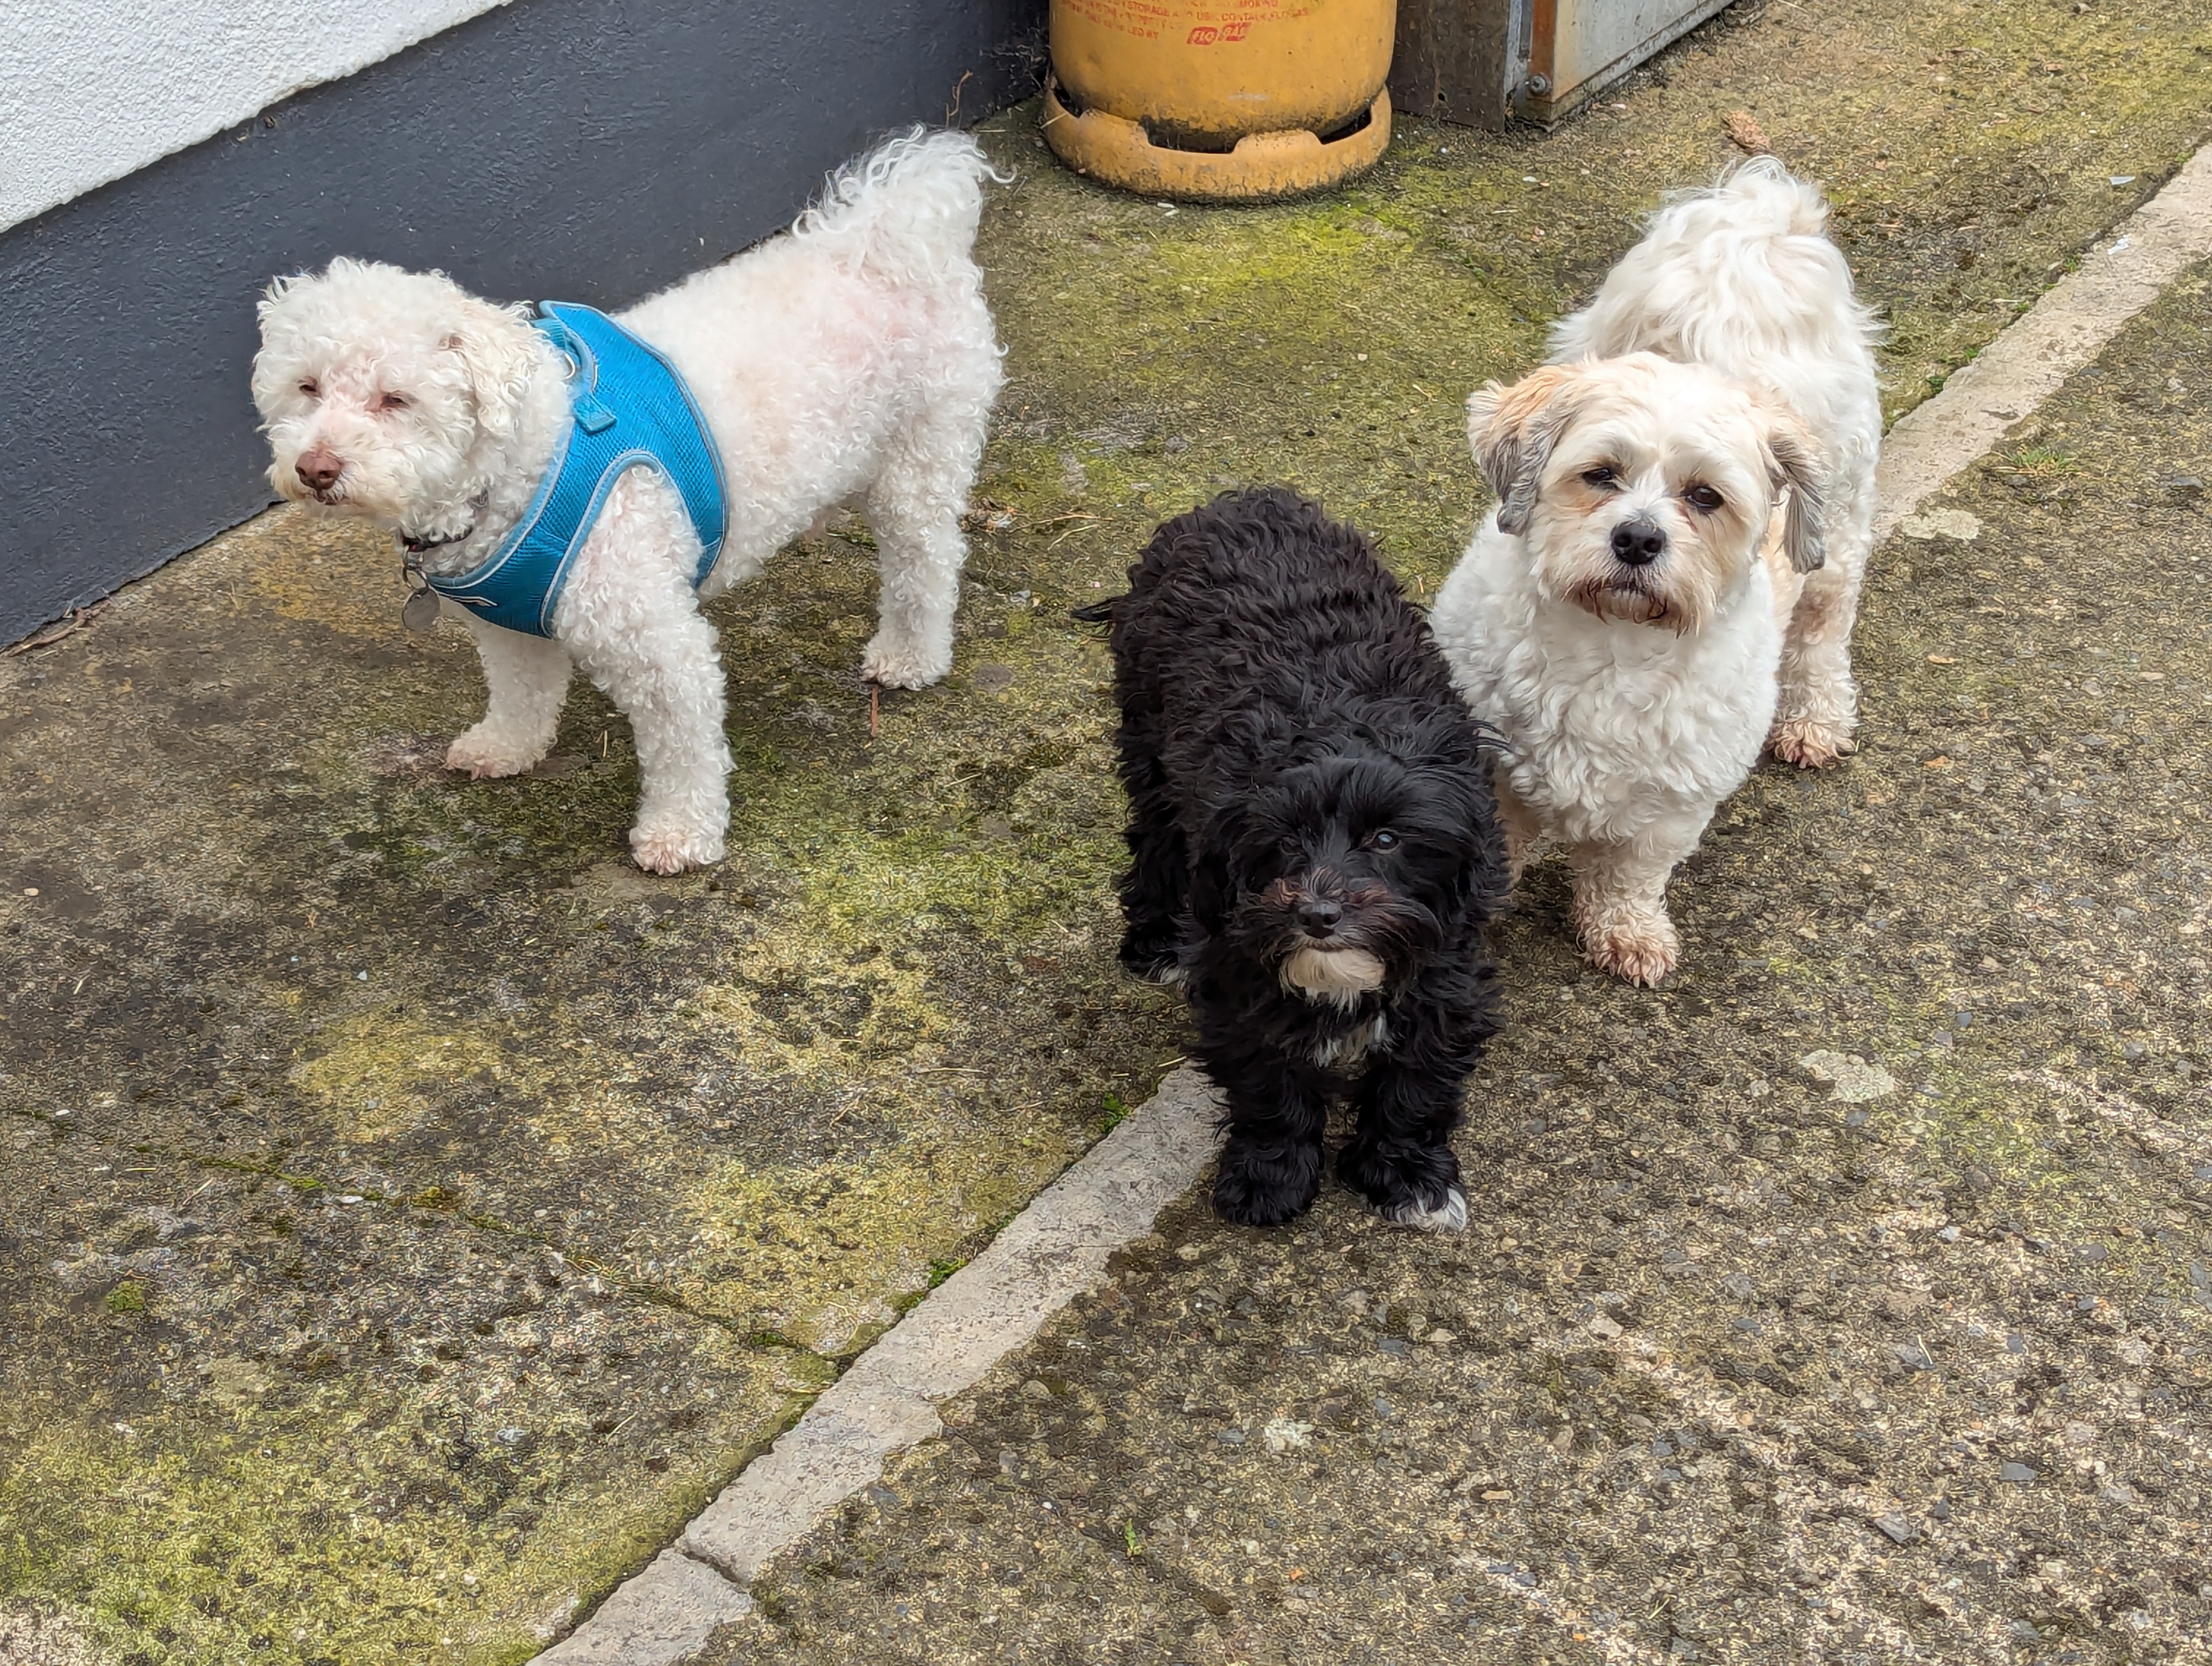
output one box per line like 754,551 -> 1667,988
529,139 -> 2212,1666
1873,140 -> 2212,541
535,1067 -> 1223,1663
529,1553 -> 759,1665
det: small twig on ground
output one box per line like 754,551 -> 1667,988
1726,110 -> 1773,156
869,682 -> 880,740
3,598 -> 110,657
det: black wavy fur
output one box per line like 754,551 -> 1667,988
1096,489 -> 1509,1227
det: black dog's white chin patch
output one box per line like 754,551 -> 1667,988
1279,946 -> 1385,1006
1379,1185 -> 1469,1234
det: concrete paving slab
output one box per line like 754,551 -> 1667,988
684,234 -> 2212,1666
9,0 -> 2212,1659
1,351 -> 1178,1662
0,1118 -> 803,1663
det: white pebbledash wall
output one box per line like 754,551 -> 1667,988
0,0 -> 513,233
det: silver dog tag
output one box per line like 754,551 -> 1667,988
402,588 -> 443,632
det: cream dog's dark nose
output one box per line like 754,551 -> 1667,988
295,450 -> 344,491
1610,516 -> 1666,566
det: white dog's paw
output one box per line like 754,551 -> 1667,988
446,726 -> 547,779
860,631 -> 952,691
628,823 -> 725,876
1580,913 -> 1679,988
1768,715 -> 1857,771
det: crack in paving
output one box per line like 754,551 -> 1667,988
7,1103 -> 839,1363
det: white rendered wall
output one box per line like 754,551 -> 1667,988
0,0 -> 514,233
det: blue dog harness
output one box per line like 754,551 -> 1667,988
407,302 -> 726,637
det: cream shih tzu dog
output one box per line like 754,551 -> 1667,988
1548,156 -> 1882,768
253,129 -> 1003,873
1430,159 -> 1878,986
1430,353 -> 1824,986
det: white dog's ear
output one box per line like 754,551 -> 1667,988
1764,413 -> 1828,574
1468,365 -> 1581,536
256,270 -> 304,325
443,299 -> 539,440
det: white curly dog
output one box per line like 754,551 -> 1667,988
253,130 -> 1003,873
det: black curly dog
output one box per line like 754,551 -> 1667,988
1081,489 -> 1508,1229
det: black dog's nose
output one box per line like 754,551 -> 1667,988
1296,899 -> 1342,937
1610,516 -> 1667,566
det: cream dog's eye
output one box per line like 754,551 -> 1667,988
1684,483 -> 1725,511
298,379 -> 319,398
1581,465 -> 1618,488
375,391 -> 412,413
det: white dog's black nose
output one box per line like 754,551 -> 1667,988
295,450 -> 344,491
1610,517 -> 1666,566
1296,898 -> 1342,936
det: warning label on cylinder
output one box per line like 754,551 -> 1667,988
1058,1 -> 1310,43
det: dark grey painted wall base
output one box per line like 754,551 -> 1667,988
1,0 -> 1045,646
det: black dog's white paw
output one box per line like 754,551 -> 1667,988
1376,1184 -> 1468,1234
1118,939 -> 1185,986
1338,1142 -> 1465,1233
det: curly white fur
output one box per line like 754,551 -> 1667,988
252,128 -> 1004,873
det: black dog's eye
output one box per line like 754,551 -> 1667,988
1684,483 -> 1726,512
1368,829 -> 1400,851
1582,466 -> 1618,489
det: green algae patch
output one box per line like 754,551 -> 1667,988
685,1138 -> 1069,1356
291,1008 -> 548,1145
0,1129 -> 811,1666
0,1369 -> 800,1666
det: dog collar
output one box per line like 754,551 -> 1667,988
407,302 -> 728,637
398,520 -> 478,556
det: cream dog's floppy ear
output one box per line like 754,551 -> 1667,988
1468,364 -> 1581,536
1764,411 -> 1828,574
443,297 -> 541,440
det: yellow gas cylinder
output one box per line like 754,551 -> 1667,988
1044,1 -> 1395,202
